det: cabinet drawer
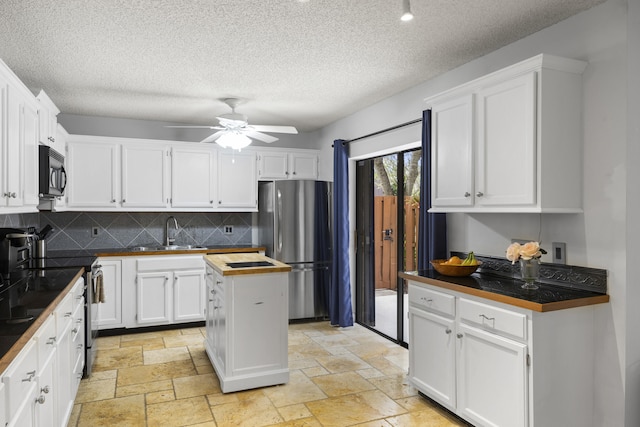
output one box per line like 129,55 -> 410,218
409,284 -> 455,317
33,314 -> 57,369
2,339 -> 38,420
137,256 -> 204,272
55,292 -> 74,336
71,277 -> 85,309
459,298 -> 527,340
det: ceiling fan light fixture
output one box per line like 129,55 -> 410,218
216,132 -> 252,150
401,0 -> 414,21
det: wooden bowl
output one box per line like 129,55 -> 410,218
430,259 -> 481,277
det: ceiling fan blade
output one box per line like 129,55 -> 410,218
165,125 -> 218,129
249,125 -> 298,134
200,131 -> 225,144
216,116 -> 248,128
245,130 -> 279,143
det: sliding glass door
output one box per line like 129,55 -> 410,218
355,148 -> 422,345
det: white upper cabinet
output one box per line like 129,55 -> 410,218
66,138 -> 119,208
216,150 -> 257,210
122,143 -> 169,208
0,60 -> 39,213
257,150 -> 319,180
171,145 -> 216,208
427,54 -> 587,213
431,94 -> 474,208
35,89 -> 60,149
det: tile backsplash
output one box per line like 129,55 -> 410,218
2,212 -> 252,250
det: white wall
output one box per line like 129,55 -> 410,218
317,0 -> 635,424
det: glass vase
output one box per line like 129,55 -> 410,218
519,258 -> 540,290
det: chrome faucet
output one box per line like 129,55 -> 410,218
165,216 -> 179,246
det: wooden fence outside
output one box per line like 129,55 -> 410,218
374,196 -> 420,290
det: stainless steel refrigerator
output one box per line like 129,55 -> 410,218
258,180 -> 332,320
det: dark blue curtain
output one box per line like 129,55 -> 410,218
417,110 -> 447,270
330,140 -> 354,327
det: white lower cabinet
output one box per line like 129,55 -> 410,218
0,277 -> 84,427
133,255 -> 205,326
204,263 -> 288,393
408,280 -> 598,427
96,258 -> 123,329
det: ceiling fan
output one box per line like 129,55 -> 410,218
167,98 -> 298,149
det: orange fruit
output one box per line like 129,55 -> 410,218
447,256 -> 462,265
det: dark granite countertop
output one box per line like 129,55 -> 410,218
0,268 -> 84,370
399,269 -> 609,312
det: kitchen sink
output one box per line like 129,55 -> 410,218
129,245 -> 206,252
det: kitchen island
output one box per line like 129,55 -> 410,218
203,253 -> 291,393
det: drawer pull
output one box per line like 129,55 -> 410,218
445,328 -> 452,334
22,370 -> 36,382
72,328 -> 78,334
456,333 -> 464,339
47,337 -> 57,345
216,280 -> 223,285
255,301 -> 264,305
36,395 -> 46,405
420,297 -> 433,303
41,385 -> 50,394
65,312 -> 72,317
479,314 -> 495,322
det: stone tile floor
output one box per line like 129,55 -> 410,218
69,322 -> 467,426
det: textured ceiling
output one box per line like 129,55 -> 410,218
0,0 -> 605,132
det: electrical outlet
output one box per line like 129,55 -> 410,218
552,242 -> 566,264
91,227 -> 99,237
224,225 -> 233,235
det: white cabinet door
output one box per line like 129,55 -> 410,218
173,269 -> 205,322
289,152 -> 318,180
2,81 -> 24,208
257,151 -> 288,179
66,141 -> 119,208
137,272 -> 171,325
233,276 -> 288,376
457,323 -> 528,427
431,94 -> 474,208
34,349 -> 56,427
408,307 -> 456,411
97,258 -> 123,329
476,72 -> 537,208
216,150 -> 257,209
20,96 -> 40,208
122,144 -> 169,208
35,90 -> 59,147
0,381 -> 5,427
171,146 -> 216,208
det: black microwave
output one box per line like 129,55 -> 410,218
39,146 -> 67,198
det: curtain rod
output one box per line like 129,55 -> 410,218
335,118 -> 422,147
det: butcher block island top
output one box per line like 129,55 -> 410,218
204,253 -> 291,276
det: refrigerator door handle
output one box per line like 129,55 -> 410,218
291,266 -> 330,273
277,188 -> 283,255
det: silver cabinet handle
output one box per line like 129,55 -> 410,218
41,385 -> 50,394
72,328 -> 78,334
111,199 -> 116,203
464,192 -> 471,197
10,192 -> 17,198
445,328 -> 452,334
476,191 -> 484,197
36,395 -> 46,404
22,370 -> 36,382
122,199 -> 126,203
457,333 -> 464,339
479,314 -> 495,321
420,297 -> 433,303
47,337 -> 56,345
